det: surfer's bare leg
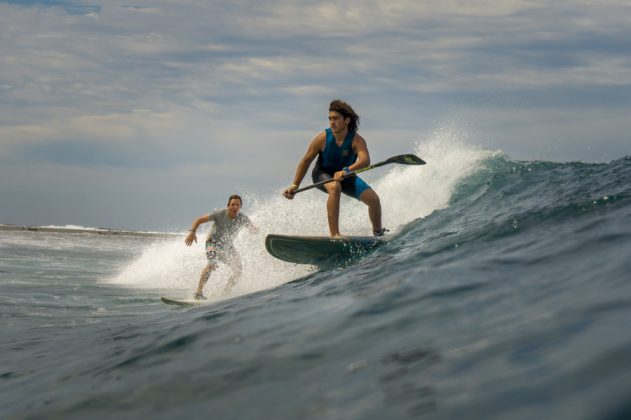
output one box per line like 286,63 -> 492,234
360,188 -> 382,233
324,181 -> 342,236
223,256 -> 242,294
195,263 -> 216,298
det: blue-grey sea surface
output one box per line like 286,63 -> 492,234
1,155 -> 630,419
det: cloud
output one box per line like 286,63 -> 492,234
3,1 -> 629,116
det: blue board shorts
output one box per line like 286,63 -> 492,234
311,166 -> 371,200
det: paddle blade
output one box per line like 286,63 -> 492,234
386,154 -> 426,165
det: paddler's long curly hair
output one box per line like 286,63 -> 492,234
329,99 -> 360,133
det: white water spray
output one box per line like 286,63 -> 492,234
108,126 -> 496,300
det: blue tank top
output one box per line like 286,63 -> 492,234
316,128 -> 357,174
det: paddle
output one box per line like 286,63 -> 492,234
292,154 -> 426,194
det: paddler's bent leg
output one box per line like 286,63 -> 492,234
324,180 -> 343,237
359,188 -> 382,234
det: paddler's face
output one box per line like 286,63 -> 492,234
329,111 -> 350,134
227,198 -> 242,217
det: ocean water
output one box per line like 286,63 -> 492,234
1,137 -> 630,419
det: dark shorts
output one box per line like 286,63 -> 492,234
311,166 -> 371,200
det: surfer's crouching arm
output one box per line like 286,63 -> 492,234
185,214 -> 211,246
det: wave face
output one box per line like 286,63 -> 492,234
399,154 -> 631,281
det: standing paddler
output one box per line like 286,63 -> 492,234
283,99 -> 387,237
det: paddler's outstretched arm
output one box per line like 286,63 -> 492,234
283,133 -> 325,199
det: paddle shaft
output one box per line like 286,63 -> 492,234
292,154 -> 425,194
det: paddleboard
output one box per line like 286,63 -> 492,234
161,297 -> 206,307
265,233 -> 386,267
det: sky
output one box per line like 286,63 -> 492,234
1,0 -> 630,230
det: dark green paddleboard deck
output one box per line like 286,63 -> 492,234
160,297 -> 206,307
265,234 -> 386,267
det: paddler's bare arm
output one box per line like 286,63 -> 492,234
283,132 -> 325,199
185,214 -> 211,246
333,134 -> 370,181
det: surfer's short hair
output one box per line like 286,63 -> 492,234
227,194 -> 242,205
329,99 -> 360,133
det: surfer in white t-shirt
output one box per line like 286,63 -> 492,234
185,194 -> 256,300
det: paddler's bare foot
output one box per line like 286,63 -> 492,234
373,228 -> 389,237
